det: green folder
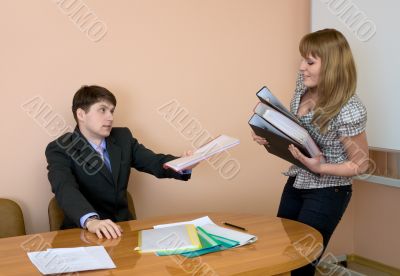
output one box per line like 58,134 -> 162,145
156,226 -> 240,257
180,226 -> 239,258
156,226 -> 214,256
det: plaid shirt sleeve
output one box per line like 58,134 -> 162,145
336,95 -> 367,137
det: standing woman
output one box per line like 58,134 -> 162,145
252,29 -> 369,275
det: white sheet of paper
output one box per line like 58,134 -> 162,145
153,216 -> 215,229
27,246 -> 115,275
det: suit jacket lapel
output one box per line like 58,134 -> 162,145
70,128 -> 114,185
106,136 -> 121,186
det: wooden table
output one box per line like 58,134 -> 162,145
0,213 -> 322,275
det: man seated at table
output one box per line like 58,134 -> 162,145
46,85 -> 195,239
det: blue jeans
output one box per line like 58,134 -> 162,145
277,177 -> 352,276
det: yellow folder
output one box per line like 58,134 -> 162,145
136,224 -> 201,254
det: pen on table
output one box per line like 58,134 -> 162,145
223,222 -> 247,231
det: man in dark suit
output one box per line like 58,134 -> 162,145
46,85 -> 193,239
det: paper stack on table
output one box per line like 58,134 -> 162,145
138,216 -> 257,258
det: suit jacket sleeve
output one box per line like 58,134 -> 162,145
127,128 -> 191,181
45,138 -> 97,227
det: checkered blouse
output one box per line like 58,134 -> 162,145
283,73 -> 367,189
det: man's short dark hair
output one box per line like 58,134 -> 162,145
72,85 -> 117,123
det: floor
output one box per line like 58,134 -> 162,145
315,260 -> 395,276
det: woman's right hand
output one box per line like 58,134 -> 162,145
251,131 -> 269,146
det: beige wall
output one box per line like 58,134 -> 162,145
1,0 -> 310,234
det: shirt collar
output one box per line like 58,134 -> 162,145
88,139 -> 107,152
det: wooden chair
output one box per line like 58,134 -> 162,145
48,197 -> 64,231
0,198 -> 26,238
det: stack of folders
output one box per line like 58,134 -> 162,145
248,86 -> 324,172
135,216 -> 257,258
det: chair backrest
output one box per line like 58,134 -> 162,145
126,191 -> 136,220
0,198 -> 26,238
48,197 -> 65,231
48,192 -> 136,231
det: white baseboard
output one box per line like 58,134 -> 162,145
317,261 -> 366,276
334,254 -> 347,263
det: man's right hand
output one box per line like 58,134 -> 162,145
86,219 -> 123,239
251,131 -> 269,146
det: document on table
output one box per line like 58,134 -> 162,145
153,216 -> 214,229
154,216 -> 257,246
27,246 -> 115,275
200,224 -> 257,246
136,224 -> 202,254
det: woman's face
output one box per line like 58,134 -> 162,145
299,55 -> 321,89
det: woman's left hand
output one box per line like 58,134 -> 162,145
288,144 -> 323,174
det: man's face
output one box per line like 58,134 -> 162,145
77,101 -> 115,141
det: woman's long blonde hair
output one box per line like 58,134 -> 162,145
299,29 -> 357,133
